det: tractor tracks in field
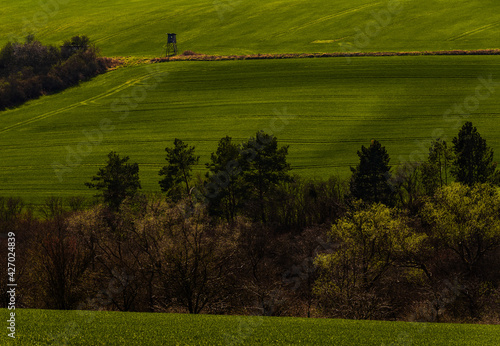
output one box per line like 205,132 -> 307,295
448,21 -> 500,41
0,70 -> 158,134
274,2 -> 383,38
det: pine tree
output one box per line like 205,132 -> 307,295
205,136 -> 242,221
451,122 -> 497,186
239,131 -> 291,223
159,139 -> 199,198
85,151 -> 141,210
349,139 -> 394,205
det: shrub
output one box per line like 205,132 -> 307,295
181,50 -> 201,56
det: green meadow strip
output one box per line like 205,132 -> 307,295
3,309 -> 499,345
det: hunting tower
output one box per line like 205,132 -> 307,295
166,33 -> 178,57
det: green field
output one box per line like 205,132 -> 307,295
1,0 -> 500,205
1,56 -> 500,203
1,0 -> 500,57
2,309 -> 499,345
2,0 -> 500,343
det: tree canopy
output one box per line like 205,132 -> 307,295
423,182 -> 500,273
85,151 -> 141,210
205,136 -> 242,221
422,138 -> 454,194
349,139 -> 394,205
315,202 -> 426,319
451,122 -> 497,186
239,131 -> 291,222
159,138 -> 200,199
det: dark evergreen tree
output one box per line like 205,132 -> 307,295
205,136 -> 242,221
239,131 -> 291,223
85,151 -> 141,210
159,138 -> 199,198
349,139 -> 394,205
451,122 -> 497,186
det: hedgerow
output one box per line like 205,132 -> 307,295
0,35 -> 117,111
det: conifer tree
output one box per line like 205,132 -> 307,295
350,140 -> 394,205
451,122 -> 497,186
159,139 -> 199,198
86,151 -> 141,210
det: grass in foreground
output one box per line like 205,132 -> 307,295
2,309 -> 499,345
1,55 -> 500,204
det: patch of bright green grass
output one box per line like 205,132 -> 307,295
1,56 -> 500,205
2,309 -> 499,345
1,0 -> 499,57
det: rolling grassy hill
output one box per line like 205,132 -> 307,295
1,0 -> 499,57
3,309 -> 500,345
1,2 -> 500,342
1,0 -> 500,204
1,56 -> 500,203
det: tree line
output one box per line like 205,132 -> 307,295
0,35 -> 115,110
1,122 -> 500,323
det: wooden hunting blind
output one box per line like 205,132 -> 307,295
166,33 -> 178,57
167,33 -> 176,43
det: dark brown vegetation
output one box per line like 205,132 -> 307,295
180,50 -> 202,56
1,123 -> 499,324
0,35 -> 117,111
1,181 -> 499,323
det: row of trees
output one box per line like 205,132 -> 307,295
0,35 -> 114,110
2,180 -> 500,321
349,121 -> 499,208
87,132 -> 318,228
1,122 -> 499,323
86,122 -> 499,224
315,122 -> 500,321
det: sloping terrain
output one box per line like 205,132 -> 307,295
1,0 -> 500,203
1,56 -> 499,203
1,0 -> 499,57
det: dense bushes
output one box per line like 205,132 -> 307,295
0,35 -> 115,111
1,123 -> 500,323
2,183 -> 500,323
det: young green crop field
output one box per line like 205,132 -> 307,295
1,0 -> 500,343
1,56 -> 500,204
1,0 -> 500,57
1,0 -> 500,206
2,308 -> 499,345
